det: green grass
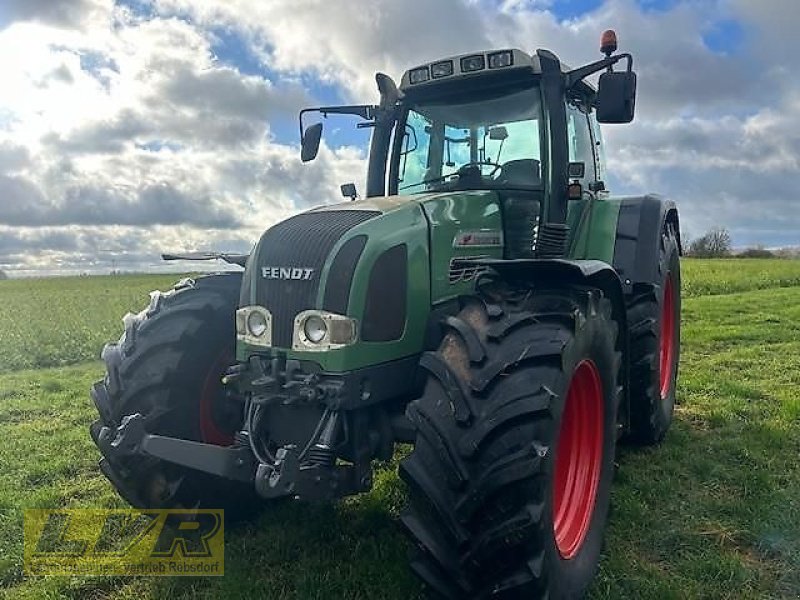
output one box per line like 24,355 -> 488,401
1,259 -> 799,599
682,258 -> 800,297
0,274 -> 193,373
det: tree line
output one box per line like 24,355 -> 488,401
685,227 -> 797,258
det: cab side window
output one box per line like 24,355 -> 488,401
566,102 -> 596,185
401,110 -> 432,186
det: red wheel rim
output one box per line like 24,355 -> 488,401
553,359 -> 604,560
659,276 -> 676,399
199,350 -> 235,446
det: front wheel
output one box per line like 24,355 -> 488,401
400,282 -> 621,598
90,274 -> 260,515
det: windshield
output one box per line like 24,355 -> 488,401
396,86 -> 543,193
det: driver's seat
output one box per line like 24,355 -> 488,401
498,159 -> 541,187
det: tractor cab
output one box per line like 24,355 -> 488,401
300,32 -> 636,260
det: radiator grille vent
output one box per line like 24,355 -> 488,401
449,255 -> 489,284
251,210 -> 378,347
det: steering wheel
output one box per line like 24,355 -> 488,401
456,161 -> 502,178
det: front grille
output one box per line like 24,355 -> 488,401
253,210 -> 379,347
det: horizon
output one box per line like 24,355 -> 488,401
3,243 -> 799,280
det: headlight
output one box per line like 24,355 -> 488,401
460,54 -> 485,73
488,50 -> 513,69
294,311 -> 357,351
247,311 -> 268,337
431,60 -> 454,79
303,315 -> 327,343
236,306 -> 272,347
408,66 -> 430,84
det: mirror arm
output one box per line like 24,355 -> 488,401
318,105 -> 376,120
299,105 -> 378,141
565,53 -> 633,89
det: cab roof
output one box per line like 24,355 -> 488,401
399,48 -> 595,96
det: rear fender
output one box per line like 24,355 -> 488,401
613,195 -> 681,291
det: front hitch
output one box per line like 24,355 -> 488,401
254,448 -> 370,502
96,413 -> 371,502
96,413 -> 257,482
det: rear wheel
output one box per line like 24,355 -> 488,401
90,274 -> 260,514
553,360 -> 604,561
400,282 -> 621,598
627,222 -> 681,444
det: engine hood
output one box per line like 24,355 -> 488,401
238,190 -> 504,371
306,192 -> 440,216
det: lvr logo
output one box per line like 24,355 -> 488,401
261,266 -> 314,281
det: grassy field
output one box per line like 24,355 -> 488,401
1,258 -> 799,599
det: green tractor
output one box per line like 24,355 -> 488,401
91,30 -> 681,598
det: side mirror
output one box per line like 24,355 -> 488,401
301,122 -> 323,162
340,183 -> 357,200
596,70 -> 637,123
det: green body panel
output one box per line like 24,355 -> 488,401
567,197 -> 622,262
313,190 -> 504,306
420,191 -> 504,302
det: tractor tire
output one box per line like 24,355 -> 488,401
626,221 -> 681,444
90,273 -> 260,515
400,282 -> 621,599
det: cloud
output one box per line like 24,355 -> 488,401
0,175 -> 236,228
1,0 -> 799,274
0,7 -> 355,272
0,136 -> 364,230
159,63 -> 310,122
0,141 -> 31,172
152,0 -> 492,100
0,0 -> 112,30
480,0 -> 759,118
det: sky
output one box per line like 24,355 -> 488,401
0,0 -> 798,275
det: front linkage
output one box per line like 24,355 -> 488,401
97,354 -> 377,502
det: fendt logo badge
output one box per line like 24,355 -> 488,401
261,266 -> 314,281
